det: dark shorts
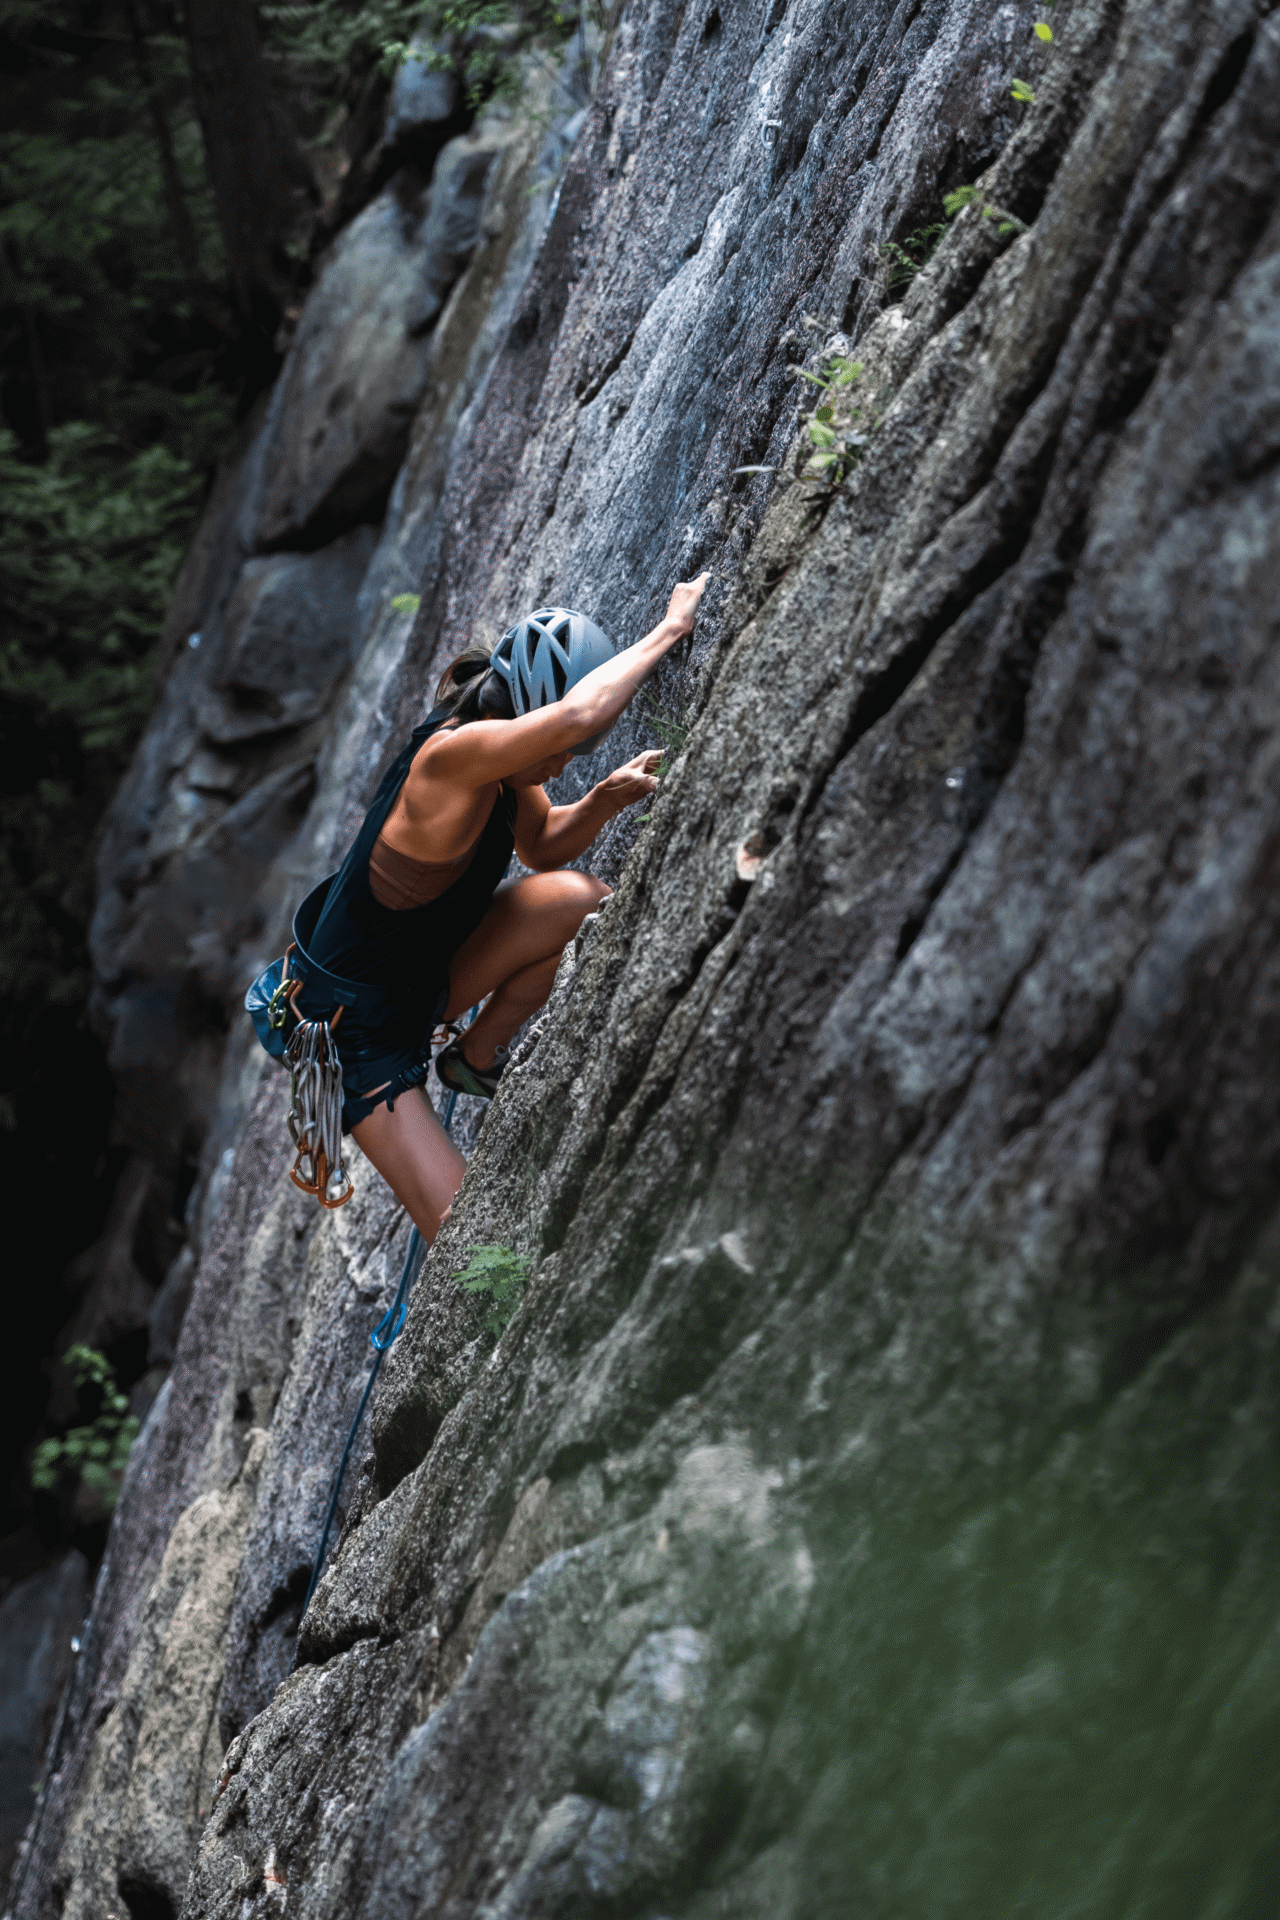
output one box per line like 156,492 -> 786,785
334,987 -> 449,1133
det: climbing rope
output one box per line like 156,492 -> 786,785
303,1019 -> 473,1610
303,1222 -> 422,1609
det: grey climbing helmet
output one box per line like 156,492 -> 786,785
489,606 -> 615,756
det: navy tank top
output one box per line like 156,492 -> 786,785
309,705 -> 516,1034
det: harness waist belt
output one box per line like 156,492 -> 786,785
289,876 -> 398,1027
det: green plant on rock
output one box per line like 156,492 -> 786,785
454,1243 -> 531,1336
1011,2 -> 1054,100
636,692 -> 689,820
261,0 -> 579,112
881,220 -> 951,294
941,184 -> 1028,238
30,1346 -> 140,1513
790,353 -> 893,486
881,186 -> 1028,297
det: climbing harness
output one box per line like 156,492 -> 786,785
302,1019 -> 474,1610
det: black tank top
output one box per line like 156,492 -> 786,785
309,706 -> 516,1028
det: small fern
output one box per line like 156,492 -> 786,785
880,220 -> 950,294
454,1244 -> 531,1337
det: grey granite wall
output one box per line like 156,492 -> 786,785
11,1 -> 1278,1915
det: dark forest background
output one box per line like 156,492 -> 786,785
0,0 -> 573,1588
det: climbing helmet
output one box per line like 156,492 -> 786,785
489,606 -> 614,756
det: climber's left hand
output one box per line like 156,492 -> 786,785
599,750 -> 663,810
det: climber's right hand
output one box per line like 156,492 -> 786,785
664,572 -> 711,635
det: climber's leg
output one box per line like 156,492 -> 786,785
350,1086 -> 466,1245
445,871 -> 610,1069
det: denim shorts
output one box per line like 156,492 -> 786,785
334,986 -> 448,1133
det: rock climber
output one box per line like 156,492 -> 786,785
298,573 -> 710,1243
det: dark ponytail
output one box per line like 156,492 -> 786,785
434,643 -> 517,725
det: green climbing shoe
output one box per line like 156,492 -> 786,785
435,1038 -> 509,1100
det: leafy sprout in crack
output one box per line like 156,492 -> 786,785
786,353 -> 893,489
942,184 -> 1028,240
636,693 -> 690,821
390,592 -> 421,615
883,186 -> 1029,297
454,1243 -> 531,1337
880,220 -> 951,294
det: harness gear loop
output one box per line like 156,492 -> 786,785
266,945 -> 299,1033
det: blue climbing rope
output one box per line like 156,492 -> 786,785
303,1022 -> 472,1611
304,1224 -> 421,1608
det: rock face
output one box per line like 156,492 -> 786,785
0,1556 -> 87,1896
251,133 -> 510,554
14,0 -> 1280,1916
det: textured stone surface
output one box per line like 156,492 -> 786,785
385,46 -> 458,156
0,1555 -> 87,1901
251,129 -> 507,555
18,1 -> 1280,1916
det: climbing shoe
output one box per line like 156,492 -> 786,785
435,1038 -> 509,1100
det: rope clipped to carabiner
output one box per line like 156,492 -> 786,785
286,1011 -> 354,1209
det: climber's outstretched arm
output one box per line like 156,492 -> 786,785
425,574 -> 710,788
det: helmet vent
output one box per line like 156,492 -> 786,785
489,604 -> 615,753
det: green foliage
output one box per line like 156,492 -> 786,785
454,1243 -> 531,1336
30,1345 -> 140,1510
1011,3 -> 1052,97
942,184 -> 1027,239
0,1 -> 237,1130
789,352 -> 892,487
0,16 -> 229,456
881,183 -> 1029,301
390,591 -> 421,614
0,425 -> 210,1074
636,692 -> 688,820
880,220 -> 950,294
260,0 -> 578,113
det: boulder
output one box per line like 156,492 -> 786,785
384,45 -> 458,154
251,135 -> 508,553
217,525 -> 376,696
90,528 -> 373,1201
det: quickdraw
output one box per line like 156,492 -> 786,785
266,944 -> 300,1034
286,1006 -> 354,1209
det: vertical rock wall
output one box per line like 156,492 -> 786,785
12,0 -> 1280,1915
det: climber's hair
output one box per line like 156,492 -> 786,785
434,644 -> 517,725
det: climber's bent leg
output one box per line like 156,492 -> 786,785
350,1085 -> 466,1245
445,870 -> 609,1068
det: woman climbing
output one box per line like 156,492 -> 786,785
288,572 -> 710,1245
